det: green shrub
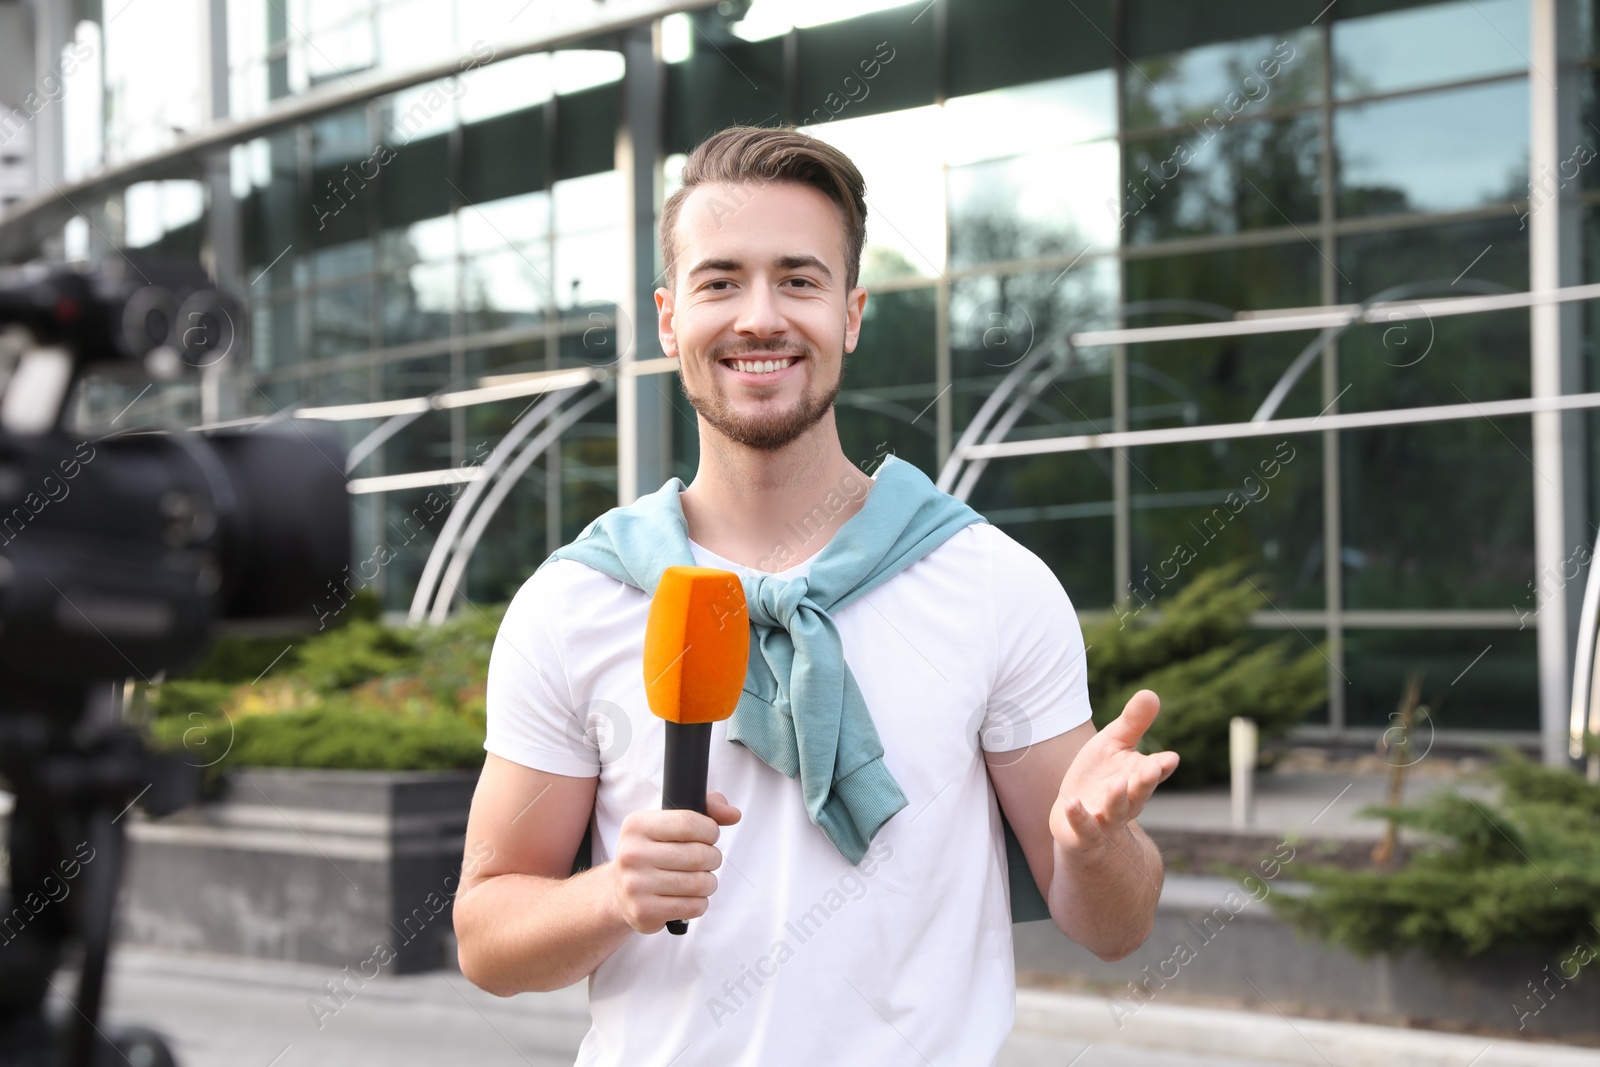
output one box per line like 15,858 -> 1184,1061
1268,754 -> 1600,960
145,679 -> 235,722
292,619 -> 420,691
1085,562 -> 1326,787
142,600 -> 504,775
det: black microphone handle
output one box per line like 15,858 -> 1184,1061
661,720 -> 713,935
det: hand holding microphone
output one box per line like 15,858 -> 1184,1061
615,566 -> 749,936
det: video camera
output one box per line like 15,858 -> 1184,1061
0,257 -> 350,1066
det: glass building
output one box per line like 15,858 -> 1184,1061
0,0 -> 1592,761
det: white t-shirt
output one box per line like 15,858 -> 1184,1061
484,520 -> 1094,1067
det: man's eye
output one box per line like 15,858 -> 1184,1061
704,280 -> 732,291
786,278 -> 815,288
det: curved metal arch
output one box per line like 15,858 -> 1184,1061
407,380 -> 608,624
1251,277 -> 1514,424
954,342 -> 1080,501
938,298 -> 1239,497
426,385 -> 616,624
1569,523 -> 1600,770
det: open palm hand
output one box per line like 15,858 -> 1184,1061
1050,689 -> 1180,856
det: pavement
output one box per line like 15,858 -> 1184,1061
1134,755 -> 1497,841
78,945 -> 1600,1067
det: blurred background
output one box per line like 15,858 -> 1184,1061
3,1 -> 1599,1063
1,0 -> 1578,753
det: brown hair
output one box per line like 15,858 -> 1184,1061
658,125 -> 869,292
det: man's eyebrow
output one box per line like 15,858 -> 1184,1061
687,257 -> 742,278
777,254 -> 833,281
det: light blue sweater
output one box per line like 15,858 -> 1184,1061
540,453 -> 1053,923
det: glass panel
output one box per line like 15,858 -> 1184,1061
836,286 -> 939,482
1121,111 -> 1321,245
555,229 -> 626,311
252,296 -> 302,373
1344,628 -> 1537,732
309,107 -> 369,168
380,362 -> 454,472
948,141 -> 1121,269
1129,437 -> 1324,611
123,181 -> 206,250
381,213 -> 458,270
1125,29 -> 1321,132
457,53 -> 553,123
242,135 -> 302,293
1341,422 -> 1534,610
381,485 -> 447,612
308,366 -> 371,406
378,0 -> 457,71
1336,79 -> 1528,218
307,0 -> 366,34
803,105 -> 946,282
381,263 -> 456,346
979,455 -> 1118,611
944,71 -> 1117,165
551,50 -> 626,95
462,247 -> 551,333
1333,0 -> 1529,100
466,339 -> 547,380
560,315 -> 625,369
950,260 -> 1119,434
310,240 -> 375,284
732,0 -> 927,40
313,283 -> 372,359
946,0 -> 1114,99
306,18 -> 374,83
1338,216 -> 1531,410
793,9 -> 935,124
558,397 -> 619,545
461,191 -> 550,254
462,399 -> 563,603
552,170 -> 624,233
1124,241 -> 1326,428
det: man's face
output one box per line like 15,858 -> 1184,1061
656,180 -> 867,453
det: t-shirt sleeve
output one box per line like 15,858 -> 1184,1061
980,525 -> 1095,753
484,560 -> 599,778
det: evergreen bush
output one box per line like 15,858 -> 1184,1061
1084,562 -> 1326,787
1267,754 -> 1600,959
137,597 -> 504,776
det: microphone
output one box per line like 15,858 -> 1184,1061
642,566 -> 749,935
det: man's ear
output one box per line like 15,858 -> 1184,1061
843,286 -> 868,354
655,287 -> 678,358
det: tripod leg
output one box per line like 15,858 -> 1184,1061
62,807 -> 121,1067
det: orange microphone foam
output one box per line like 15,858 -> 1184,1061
643,566 -> 750,725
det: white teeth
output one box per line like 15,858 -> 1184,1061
728,357 -> 795,375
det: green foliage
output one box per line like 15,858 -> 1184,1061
1085,562 -> 1326,787
170,589 -> 383,683
292,619 -> 420,691
146,679 -> 235,722
142,601 -> 505,775
1269,755 -> 1600,960
149,702 -> 485,773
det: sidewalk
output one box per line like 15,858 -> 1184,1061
86,946 -> 1599,1067
1134,756 -> 1495,842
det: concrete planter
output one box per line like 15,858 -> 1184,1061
118,767 -> 478,975
1013,875 -> 1600,1042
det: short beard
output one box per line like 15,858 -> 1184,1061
678,338 -> 844,453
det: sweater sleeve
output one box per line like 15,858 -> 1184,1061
979,524 -> 1095,755
484,560 -> 600,778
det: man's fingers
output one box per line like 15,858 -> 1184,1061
1098,689 -> 1161,750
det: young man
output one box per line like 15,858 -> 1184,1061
453,125 -> 1179,1065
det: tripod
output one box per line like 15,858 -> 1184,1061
0,687 -> 195,1067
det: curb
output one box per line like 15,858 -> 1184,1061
1013,987 -> 1600,1067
